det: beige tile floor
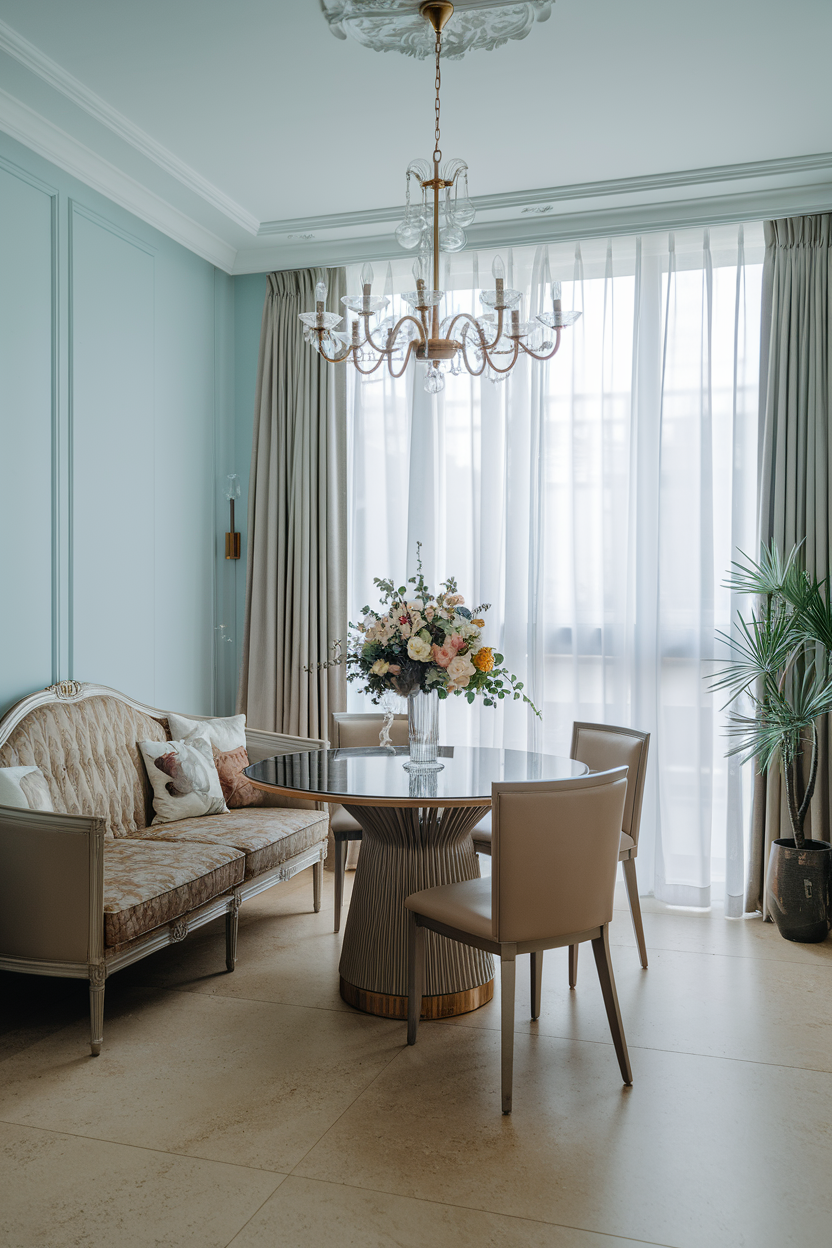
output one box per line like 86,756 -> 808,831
2,867 -> 831,1248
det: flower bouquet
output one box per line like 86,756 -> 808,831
346,544 -> 539,716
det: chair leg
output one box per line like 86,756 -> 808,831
622,856 -> 647,969
334,838 -> 346,933
500,955 -> 516,1114
225,899 -> 239,972
530,951 -> 543,1020
89,982 -> 105,1056
313,857 -> 323,914
407,912 -> 425,1045
568,943 -> 578,988
591,925 -> 632,1085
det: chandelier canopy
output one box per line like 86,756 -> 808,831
300,0 -> 580,393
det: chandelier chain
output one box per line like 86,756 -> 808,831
433,30 -> 441,162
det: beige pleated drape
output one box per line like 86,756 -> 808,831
238,267 -> 347,740
748,215 -> 832,913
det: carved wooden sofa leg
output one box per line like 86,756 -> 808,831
89,963 -> 106,1056
226,891 -> 241,972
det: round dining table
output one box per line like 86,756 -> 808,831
245,745 -> 587,1020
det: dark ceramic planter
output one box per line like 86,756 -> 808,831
767,839 -> 832,943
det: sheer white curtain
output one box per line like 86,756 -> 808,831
346,225 -> 763,909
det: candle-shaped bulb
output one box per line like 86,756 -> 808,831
360,262 -> 374,289
552,280 -> 562,312
412,256 -> 429,287
315,280 -> 327,305
492,255 -> 506,283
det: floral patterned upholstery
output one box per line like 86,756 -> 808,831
0,697 -> 167,837
138,807 -> 328,879
104,839 -> 244,946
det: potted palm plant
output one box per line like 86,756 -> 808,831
713,543 -> 832,942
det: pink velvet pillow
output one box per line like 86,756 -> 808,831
212,745 -> 266,809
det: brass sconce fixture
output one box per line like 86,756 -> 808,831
225,474 -> 241,560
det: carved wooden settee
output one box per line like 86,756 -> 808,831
0,681 -> 328,1055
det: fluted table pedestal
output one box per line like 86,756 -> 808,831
339,802 -> 493,1019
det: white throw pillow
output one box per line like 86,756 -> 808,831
139,736 -> 228,824
0,766 -> 54,811
166,712 -> 246,753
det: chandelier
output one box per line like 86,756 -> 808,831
300,0 -> 580,393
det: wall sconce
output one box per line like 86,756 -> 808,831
225,474 -> 241,559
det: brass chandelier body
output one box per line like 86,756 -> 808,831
300,1 -> 579,393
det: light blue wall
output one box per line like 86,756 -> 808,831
0,131 -> 235,719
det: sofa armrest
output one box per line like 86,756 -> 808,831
0,805 -> 105,969
245,728 -> 328,811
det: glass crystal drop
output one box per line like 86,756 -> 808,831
453,196 -> 476,226
439,224 -> 466,252
396,219 -> 423,249
424,363 -> 445,395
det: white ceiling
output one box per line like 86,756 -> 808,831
1,0 -> 831,273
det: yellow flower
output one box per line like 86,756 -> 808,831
472,647 -> 494,673
472,618 -> 485,628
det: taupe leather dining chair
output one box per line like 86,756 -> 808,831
405,768 -> 632,1113
330,712 -> 409,933
472,722 -> 650,980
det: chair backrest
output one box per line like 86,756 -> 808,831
491,768 -> 628,943
570,722 -> 649,847
331,712 -> 409,749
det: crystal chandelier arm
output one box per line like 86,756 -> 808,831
459,329 -> 487,376
386,338 -> 420,379
363,313 -> 427,355
314,333 -> 356,365
445,308 -> 506,354
518,328 -> 563,362
481,339 -> 521,374
351,348 -> 388,377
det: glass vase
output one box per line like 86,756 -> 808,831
405,689 -> 443,771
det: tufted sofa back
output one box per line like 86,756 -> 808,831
0,695 -> 168,836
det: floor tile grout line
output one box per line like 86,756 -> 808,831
0,1115 -> 296,1177
279,1174 -> 682,1248
222,1173 -> 290,1248
285,1043 -> 407,1179
606,938 -> 832,969
433,1019 -> 832,1075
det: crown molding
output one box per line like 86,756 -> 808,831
233,178 -> 832,273
0,88 -> 237,271
257,150 -> 832,237
0,18 -> 258,236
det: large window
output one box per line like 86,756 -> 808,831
346,225 -> 763,910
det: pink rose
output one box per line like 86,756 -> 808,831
431,642 -> 454,669
448,633 -> 465,652
387,664 -> 401,675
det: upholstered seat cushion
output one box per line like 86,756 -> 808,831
472,815 -> 636,858
104,839 -> 245,946
137,807 -> 328,879
405,876 -> 493,941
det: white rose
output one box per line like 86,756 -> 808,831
446,653 -> 476,690
370,659 -> 390,676
407,635 -> 433,662
406,600 -> 424,613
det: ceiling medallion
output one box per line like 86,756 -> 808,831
321,0 -> 554,59
301,1 -> 578,393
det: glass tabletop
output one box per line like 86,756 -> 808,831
245,746 -> 587,806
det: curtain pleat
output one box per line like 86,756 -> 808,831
238,267 -> 347,739
748,214 -> 832,914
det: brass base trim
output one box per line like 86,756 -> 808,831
340,976 -> 493,1020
